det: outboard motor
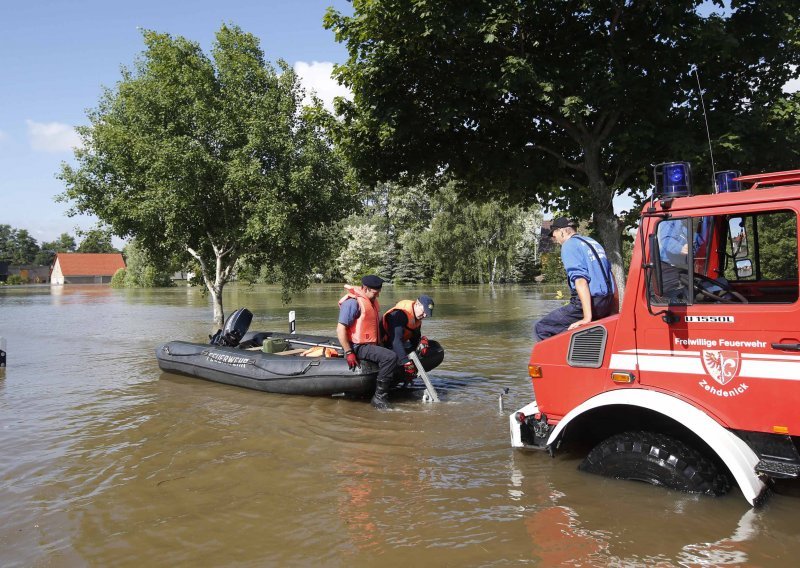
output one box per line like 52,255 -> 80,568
209,307 -> 253,347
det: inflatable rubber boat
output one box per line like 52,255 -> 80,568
155,309 -> 445,397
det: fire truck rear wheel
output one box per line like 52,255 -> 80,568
578,431 -> 731,496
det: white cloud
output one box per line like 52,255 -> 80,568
294,61 -> 352,113
26,120 -> 82,152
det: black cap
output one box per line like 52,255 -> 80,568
418,295 -> 434,317
361,274 -> 384,290
548,217 -> 575,236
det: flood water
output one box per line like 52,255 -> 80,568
1,283 -> 799,566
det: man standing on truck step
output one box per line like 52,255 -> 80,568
337,274 -> 398,409
382,295 -> 434,383
534,218 -> 616,340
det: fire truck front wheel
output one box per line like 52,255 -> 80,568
578,431 -> 731,496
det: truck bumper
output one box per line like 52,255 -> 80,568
509,401 -> 550,449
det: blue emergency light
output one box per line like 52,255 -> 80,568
715,170 -> 742,193
654,162 -> 692,198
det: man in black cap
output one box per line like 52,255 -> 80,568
337,274 -> 399,409
382,294 -> 435,381
534,217 -> 616,340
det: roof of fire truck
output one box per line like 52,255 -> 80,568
735,169 -> 800,189
645,168 -> 800,215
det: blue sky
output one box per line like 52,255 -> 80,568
0,0 -> 352,246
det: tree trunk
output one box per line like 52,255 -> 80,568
584,146 -> 626,306
187,245 -> 228,329
595,207 -> 625,307
211,285 -> 224,329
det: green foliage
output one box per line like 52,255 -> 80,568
326,0 -> 799,293
539,252 -> 566,285
36,233 -> 77,266
336,181 -> 543,284
752,212 -> 797,280
0,225 -> 39,265
110,268 -> 127,288
417,183 -> 527,284
0,225 -> 10,261
58,24 -> 357,325
77,227 -> 118,253
6,274 -> 27,285
373,182 -> 435,283
336,222 -> 388,283
122,238 -> 174,287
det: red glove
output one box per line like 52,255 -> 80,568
418,336 -> 430,356
403,361 -> 417,380
345,350 -> 358,370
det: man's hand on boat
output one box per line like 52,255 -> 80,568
345,350 -> 358,369
402,361 -> 418,382
418,336 -> 430,356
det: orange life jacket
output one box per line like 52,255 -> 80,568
382,300 -> 420,342
338,286 -> 381,344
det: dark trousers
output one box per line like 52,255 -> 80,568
534,294 -> 615,341
659,262 -> 690,304
353,343 -> 398,384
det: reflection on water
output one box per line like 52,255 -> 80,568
1,284 -> 797,566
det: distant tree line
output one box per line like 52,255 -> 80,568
0,224 -> 183,288
0,225 -> 117,266
238,181 -> 545,286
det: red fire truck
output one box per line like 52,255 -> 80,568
510,163 -> 800,506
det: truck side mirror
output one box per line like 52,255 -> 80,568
735,258 -> 753,278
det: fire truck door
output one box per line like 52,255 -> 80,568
636,209 -> 800,432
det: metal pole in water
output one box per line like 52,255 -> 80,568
498,387 -> 509,411
408,350 -> 439,403
289,311 -> 296,334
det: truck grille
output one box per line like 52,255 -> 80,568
567,325 -> 607,368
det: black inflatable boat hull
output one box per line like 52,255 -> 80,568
156,331 -> 444,397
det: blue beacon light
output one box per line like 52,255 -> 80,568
655,162 -> 692,199
715,170 -> 742,193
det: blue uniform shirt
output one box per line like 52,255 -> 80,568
338,298 -> 360,326
561,235 -> 615,297
658,219 -> 690,266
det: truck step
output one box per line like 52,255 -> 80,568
755,459 -> 800,479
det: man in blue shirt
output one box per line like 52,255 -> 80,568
659,218 -> 690,265
534,218 -> 616,340
656,218 -> 690,303
337,274 -> 398,409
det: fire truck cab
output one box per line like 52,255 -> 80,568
511,164 -> 800,506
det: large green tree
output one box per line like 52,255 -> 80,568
77,227 -> 117,253
326,0 -> 799,298
0,225 -> 40,265
35,233 -> 77,266
119,238 -> 175,288
60,25 -> 357,326
416,182 -> 528,284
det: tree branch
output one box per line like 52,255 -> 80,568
528,143 -> 586,173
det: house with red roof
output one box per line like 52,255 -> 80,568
50,253 -> 126,285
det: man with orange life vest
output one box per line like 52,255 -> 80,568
337,274 -> 398,409
382,295 -> 434,382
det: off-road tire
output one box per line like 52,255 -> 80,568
579,431 -> 731,496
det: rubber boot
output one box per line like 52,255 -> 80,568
370,378 -> 391,410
